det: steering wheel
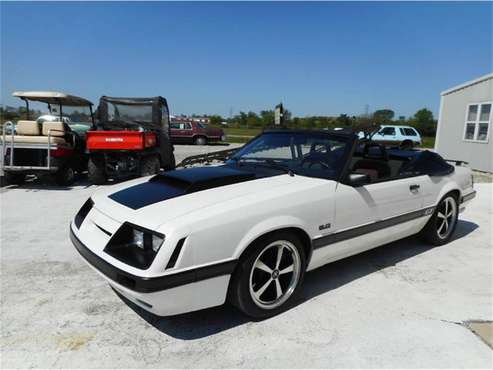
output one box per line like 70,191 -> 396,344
363,142 -> 388,160
300,157 -> 330,169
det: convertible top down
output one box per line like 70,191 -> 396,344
70,129 -> 476,318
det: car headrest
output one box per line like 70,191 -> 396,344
42,122 -> 65,137
16,121 -> 40,136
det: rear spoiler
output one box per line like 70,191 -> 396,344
446,159 -> 469,166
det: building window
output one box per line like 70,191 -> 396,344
464,102 -> 491,142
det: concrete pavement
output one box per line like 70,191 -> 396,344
1,162 -> 492,367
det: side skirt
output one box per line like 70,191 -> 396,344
312,206 -> 435,250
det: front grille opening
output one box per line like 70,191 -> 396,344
166,238 -> 186,269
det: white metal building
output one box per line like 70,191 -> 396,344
435,73 -> 493,172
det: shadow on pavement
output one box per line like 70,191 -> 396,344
0,174 -> 94,191
118,219 -> 479,340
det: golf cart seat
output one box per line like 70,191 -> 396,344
2,120 -> 70,146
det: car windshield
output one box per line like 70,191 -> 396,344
107,102 -> 153,124
228,131 -> 351,180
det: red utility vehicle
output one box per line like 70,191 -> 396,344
86,96 -> 175,184
170,120 -> 226,145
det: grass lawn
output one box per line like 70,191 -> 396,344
226,136 -> 253,144
420,136 -> 435,149
223,127 -> 262,137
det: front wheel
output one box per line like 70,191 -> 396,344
88,158 -> 107,185
229,231 -> 306,319
400,140 -> 414,150
420,194 -> 459,245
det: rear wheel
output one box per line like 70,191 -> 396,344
5,172 -> 26,185
54,165 -> 75,186
420,194 -> 459,245
140,155 -> 160,177
88,158 -> 107,185
163,154 -> 176,171
400,140 -> 414,150
229,231 -> 306,319
194,136 -> 207,146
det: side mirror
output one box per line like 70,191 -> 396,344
348,172 -> 370,187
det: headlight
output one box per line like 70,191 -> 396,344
104,223 -> 165,269
131,228 -> 164,252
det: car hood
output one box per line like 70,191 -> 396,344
91,165 -> 298,229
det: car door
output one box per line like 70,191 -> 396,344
182,122 -> 194,143
170,122 -> 182,143
378,126 -> 398,145
314,174 -> 429,265
170,122 -> 193,143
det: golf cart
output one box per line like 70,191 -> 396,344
86,96 -> 175,184
1,91 -> 94,185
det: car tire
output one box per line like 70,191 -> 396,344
229,231 -> 306,319
140,155 -> 160,177
88,158 -> 107,185
194,136 -> 207,146
163,154 -> 176,171
420,193 -> 459,246
400,140 -> 414,150
5,172 -> 26,185
54,166 -> 75,186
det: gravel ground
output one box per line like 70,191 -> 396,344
0,145 -> 492,368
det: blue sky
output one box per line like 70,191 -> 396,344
1,1 -> 492,118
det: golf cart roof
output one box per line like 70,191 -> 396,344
12,91 -> 93,106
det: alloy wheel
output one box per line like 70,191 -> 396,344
437,196 -> 457,239
249,240 -> 301,309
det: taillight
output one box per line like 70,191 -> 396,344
144,133 -> 156,148
51,147 -> 74,157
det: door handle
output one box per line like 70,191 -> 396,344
410,184 -> 420,191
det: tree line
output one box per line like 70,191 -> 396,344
208,108 -> 437,137
2,105 -> 438,137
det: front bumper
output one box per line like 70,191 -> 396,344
70,226 -> 236,315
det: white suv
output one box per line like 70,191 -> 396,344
359,125 -> 422,149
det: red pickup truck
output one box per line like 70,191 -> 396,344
170,121 -> 226,145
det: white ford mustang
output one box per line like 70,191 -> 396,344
70,129 -> 476,318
